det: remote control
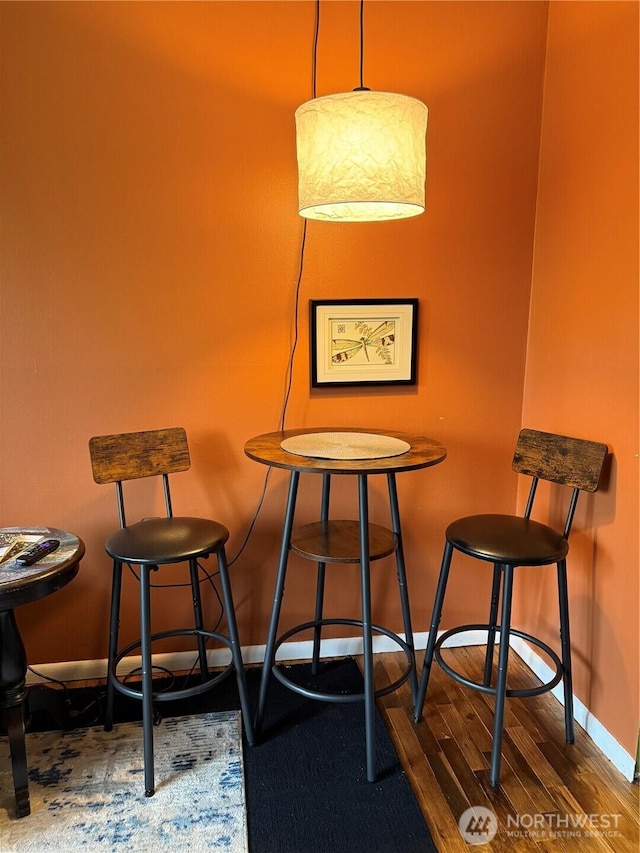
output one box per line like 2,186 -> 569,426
15,538 -> 61,566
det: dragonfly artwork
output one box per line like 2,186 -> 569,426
331,319 -> 396,366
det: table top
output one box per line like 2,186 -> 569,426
245,427 -> 447,475
0,527 -> 85,610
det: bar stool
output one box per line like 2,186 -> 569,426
89,427 -> 254,797
413,429 -> 607,786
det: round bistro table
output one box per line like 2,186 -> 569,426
244,427 -> 446,782
0,526 -> 84,818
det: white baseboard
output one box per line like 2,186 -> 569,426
26,631 -> 438,685
26,629 -> 634,781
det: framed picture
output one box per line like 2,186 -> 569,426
310,298 -> 418,387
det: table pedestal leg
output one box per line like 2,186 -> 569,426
0,609 -> 30,818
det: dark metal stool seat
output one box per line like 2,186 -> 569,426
105,516 -> 229,565
447,514 -> 569,565
414,429 -> 607,788
89,428 -> 254,798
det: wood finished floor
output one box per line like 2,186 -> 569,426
361,647 -> 639,853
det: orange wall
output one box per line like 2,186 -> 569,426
3,2 -> 635,759
519,1 -> 639,757
0,0 -> 546,662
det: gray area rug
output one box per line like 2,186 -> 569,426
0,710 -> 247,853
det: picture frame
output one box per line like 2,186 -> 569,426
310,298 -> 418,387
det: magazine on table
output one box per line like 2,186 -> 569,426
0,533 -> 44,564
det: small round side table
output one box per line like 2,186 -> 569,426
0,526 -> 84,818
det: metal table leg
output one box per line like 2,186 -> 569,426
255,470 -> 300,735
311,475 -> 331,676
358,474 -> 376,782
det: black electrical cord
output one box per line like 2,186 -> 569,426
228,0 -> 319,565
359,0 -> 365,89
312,0 -> 320,99
277,0 -> 318,433
32,3 -> 323,712
227,468 -> 271,566
278,221 -> 307,432
27,665 -> 68,696
354,0 -> 370,93
27,665 -> 105,728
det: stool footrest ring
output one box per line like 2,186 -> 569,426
273,618 -> 414,702
110,628 -> 235,703
434,623 -> 564,698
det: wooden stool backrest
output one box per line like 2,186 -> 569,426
512,429 -> 607,492
89,427 -> 191,484
89,427 -> 191,528
512,429 -> 608,537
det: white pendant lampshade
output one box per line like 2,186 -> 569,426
295,90 -> 428,222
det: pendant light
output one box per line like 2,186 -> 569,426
295,1 -> 428,222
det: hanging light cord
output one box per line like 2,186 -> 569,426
358,0 -> 366,89
312,0 -> 320,99
278,221 -> 307,432
229,0 -> 319,566
277,0 -> 318,432
276,0 -> 318,432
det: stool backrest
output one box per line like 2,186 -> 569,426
89,427 -> 191,528
512,429 -> 608,538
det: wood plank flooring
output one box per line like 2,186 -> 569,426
364,647 -> 639,853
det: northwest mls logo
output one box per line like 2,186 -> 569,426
458,806 -> 498,844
